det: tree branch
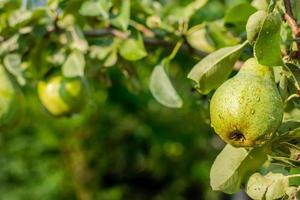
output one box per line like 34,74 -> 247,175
283,0 -> 300,54
83,28 -> 208,58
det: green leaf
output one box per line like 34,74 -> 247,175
271,156 -> 300,168
79,0 -> 111,18
246,172 -> 289,200
182,0 -> 208,21
278,74 -> 288,101
186,24 -> 216,53
251,0 -> 269,11
254,12 -> 283,66
104,49 -> 118,67
89,45 -> 111,60
119,31 -> 147,61
246,11 -> 267,45
79,1 -> 102,16
111,0 -> 130,31
207,21 -> 240,48
3,53 -> 26,86
286,186 -> 300,200
224,3 -> 256,27
149,59 -> 183,108
62,51 -> 85,78
69,26 -> 88,52
210,144 -> 267,194
0,35 -> 19,55
187,42 -> 247,94
224,0 -> 248,8
289,168 -> 300,186
8,10 -> 32,27
278,120 -> 300,135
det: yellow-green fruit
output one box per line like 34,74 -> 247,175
210,58 -> 283,147
0,66 -> 23,130
38,75 -> 87,116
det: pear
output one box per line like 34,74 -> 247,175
210,58 -> 283,147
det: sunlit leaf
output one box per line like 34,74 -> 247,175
246,172 -> 288,200
150,59 -> 183,108
111,0 -> 130,31
3,53 -> 26,85
224,3 -> 256,27
246,10 -> 267,45
187,42 -> 247,94
62,51 -> 85,78
254,12 -> 283,66
119,31 -> 147,61
210,144 -> 267,194
186,24 -> 215,52
79,0 -> 111,19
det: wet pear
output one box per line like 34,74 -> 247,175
210,58 -> 283,147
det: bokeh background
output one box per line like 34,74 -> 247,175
0,0 -> 263,199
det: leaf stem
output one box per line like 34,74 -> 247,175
288,174 -> 300,179
168,40 -> 183,61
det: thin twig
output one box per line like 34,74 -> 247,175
84,28 -> 129,39
83,29 -> 208,58
283,0 -> 300,53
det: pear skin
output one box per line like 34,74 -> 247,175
210,58 -> 283,147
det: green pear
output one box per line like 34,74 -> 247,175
38,75 -> 87,117
210,58 -> 283,147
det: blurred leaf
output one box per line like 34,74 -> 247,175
186,24 -> 216,52
104,49 -> 118,67
164,0 -> 208,24
79,0 -> 111,19
62,51 -> 85,78
79,1 -> 103,16
286,186 -> 300,200
207,21 -> 240,48
224,0 -> 248,8
3,53 -> 26,86
210,144 -> 267,194
119,31 -> 147,61
251,0 -> 269,11
254,12 -> 283,66
279,74 -> 289,101
278,120 -> 300,135
8,10 -> 32,27
246,172 -> 289,200
181,0 -> 208,21
0,35 -> 19,55
187,42 -> 247,94
191,0 -> 224,23
224,3 -> 256,28
69,26 -> 88,52
289,168 -> 300,186
150,59 -> 183,108
246,10 -> 267,45
89,45 -> 111,60
271,156 -> 300,168
111,0 -> 130,31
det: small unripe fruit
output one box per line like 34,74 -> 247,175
38,75 -> 87,116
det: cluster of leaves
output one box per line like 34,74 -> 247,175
185,0 -> 300,199
1,0 -> 300,199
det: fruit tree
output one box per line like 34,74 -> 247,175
1,0 -> 300,199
